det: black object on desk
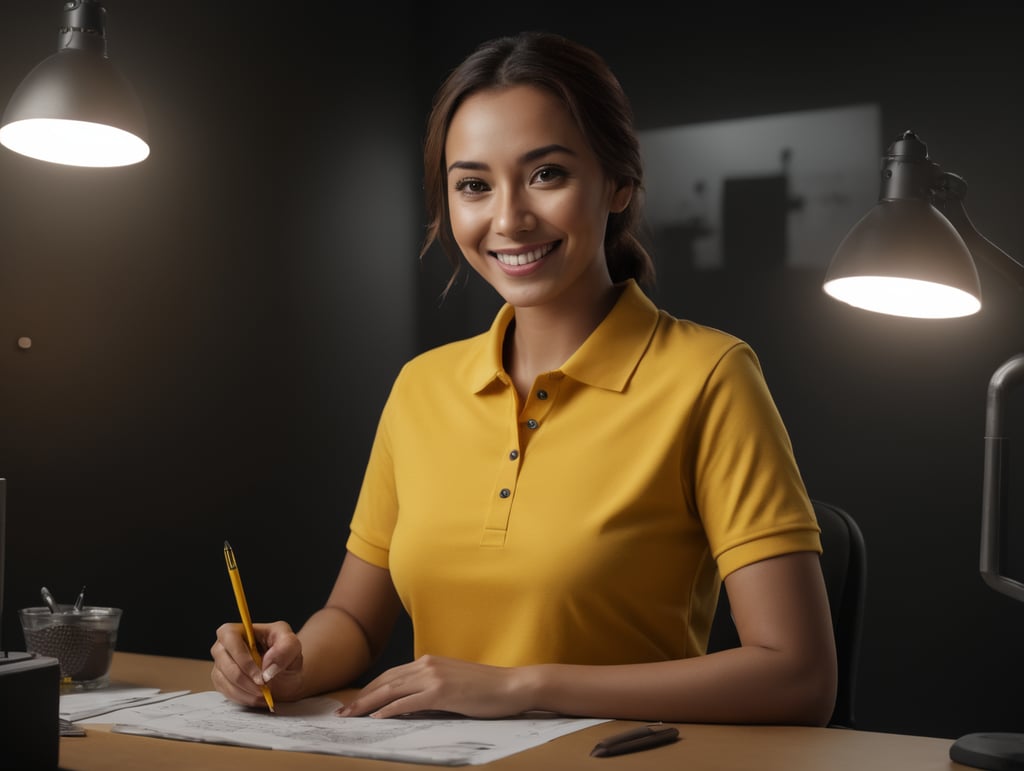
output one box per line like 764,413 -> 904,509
0,651 -> 61,769
590,724 -> 680,757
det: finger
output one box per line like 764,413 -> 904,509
340,688 -> 415,718
213,623 -> 265,688
252,620 -> 292,651
366,692 -> 435,719
337,676 -> 395,717
253,622 -> 300,682
210,641 -> 267,707
215,622 -> 255,661
340,670 -> 426,718
211,662 -> 268,708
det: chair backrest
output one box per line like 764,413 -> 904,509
705,498 -> 866,728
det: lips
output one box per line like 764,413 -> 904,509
490,241 -> 559,267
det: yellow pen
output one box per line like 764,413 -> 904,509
223,540 -> 275,712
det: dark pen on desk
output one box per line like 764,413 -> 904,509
590,724 -> 680,757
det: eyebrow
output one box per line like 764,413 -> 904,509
447,143 -> 577,174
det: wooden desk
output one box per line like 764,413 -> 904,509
59,652 -> 968,770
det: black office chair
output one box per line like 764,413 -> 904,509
706,499 -> 866,729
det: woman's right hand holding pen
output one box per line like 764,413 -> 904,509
211,555 -> 407,709
210,620 -> 304,708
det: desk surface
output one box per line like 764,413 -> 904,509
59,652 -> 967,771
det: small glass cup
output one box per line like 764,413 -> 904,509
19,605 -> 122,690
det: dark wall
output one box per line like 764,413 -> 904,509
0,0 -> 420,666
1,0 -> 1022,744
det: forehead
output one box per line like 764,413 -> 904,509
445,85 -> 586,162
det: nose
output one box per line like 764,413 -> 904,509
495,186 -> 535,236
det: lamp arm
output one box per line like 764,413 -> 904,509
932,172 -> 1024,290
981,353 -> 1024,603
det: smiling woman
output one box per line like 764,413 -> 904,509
443,85 -> 632,345
209,30 -> 838,728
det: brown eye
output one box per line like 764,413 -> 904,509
454,178 -> 488,194
533,166 -> 567,184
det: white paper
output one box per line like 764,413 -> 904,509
103,690 -> 608,766
61,685 -> 191,722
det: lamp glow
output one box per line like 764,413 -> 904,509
0,117 -> 148,168
823,275 -> 981,319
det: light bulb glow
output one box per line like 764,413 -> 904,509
823,275 -> 981,319
0,117 -> 149,167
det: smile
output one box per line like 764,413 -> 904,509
490,241 -> 559,267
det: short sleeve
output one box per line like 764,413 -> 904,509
345,394 -> 400,570
692,342 -> 820,578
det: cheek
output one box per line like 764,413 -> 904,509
551,194 -> 603,238
448,203 -> 486,252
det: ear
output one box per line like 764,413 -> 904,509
609,182 -> 633,214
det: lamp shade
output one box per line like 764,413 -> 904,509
0,1 -> 148,167
822,130 -> 984,319
823,197 -> 982,318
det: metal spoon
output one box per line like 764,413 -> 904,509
40,586 -> 60,613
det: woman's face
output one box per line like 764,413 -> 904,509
444,85 -> 631,311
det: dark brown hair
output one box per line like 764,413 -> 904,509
420,31 -> 655,296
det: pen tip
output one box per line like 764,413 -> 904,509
224,540 -> 231,549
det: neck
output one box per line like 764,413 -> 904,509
504,283 -> 621,399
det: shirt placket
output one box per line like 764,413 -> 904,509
480,372 -> 563,546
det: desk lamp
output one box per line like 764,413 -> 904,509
0,0 -> 148,167
823,130 -> 1024,771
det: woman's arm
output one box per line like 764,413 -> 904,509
339,551 -> 838,726
528,551 -> 837,724
290,552 -> 404,697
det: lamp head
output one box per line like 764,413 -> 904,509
0,0 -> 149,167
823,131 -> 981,318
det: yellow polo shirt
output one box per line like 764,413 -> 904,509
347,279 -> 820,666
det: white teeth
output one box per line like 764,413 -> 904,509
494,243 -> 554,266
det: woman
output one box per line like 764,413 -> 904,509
211,30 -> 837,726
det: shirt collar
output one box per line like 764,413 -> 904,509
465,279 -> 660,394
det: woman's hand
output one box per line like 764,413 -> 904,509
210,620 -> 305,707
338,655 -> 533,719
